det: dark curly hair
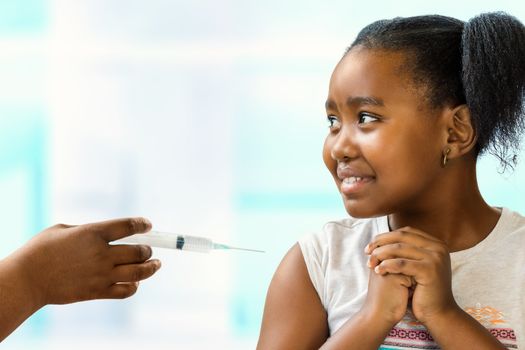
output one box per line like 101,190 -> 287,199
347,12 -> 525,170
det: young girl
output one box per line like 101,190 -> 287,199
257,12 -> 525,349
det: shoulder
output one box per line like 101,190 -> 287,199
499,207 -> 525,239
323,216 -> 383,238
257,243 -> 329,349
297,216 -> 385,302
299,216 -> 385,260
506,207 -> 525,227
471,208 -> 525,261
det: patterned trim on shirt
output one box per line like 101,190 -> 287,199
382,326 -> 517,349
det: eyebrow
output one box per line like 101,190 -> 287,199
325,96 -> 385,110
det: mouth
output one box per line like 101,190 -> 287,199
342,176 -> 369,184
339,176 -> 375,195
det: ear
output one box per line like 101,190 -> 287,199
443,104 -> 477,159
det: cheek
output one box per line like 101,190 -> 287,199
377,132 -> 440,187
322,137 -> 337,174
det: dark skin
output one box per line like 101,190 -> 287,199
0,217 -> 161,341
257,47 -> 505,349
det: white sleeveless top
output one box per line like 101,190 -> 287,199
299,208 -> 525,349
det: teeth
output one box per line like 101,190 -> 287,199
343,176 -> 363,184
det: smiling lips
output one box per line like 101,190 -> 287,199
337,166 -> 375,195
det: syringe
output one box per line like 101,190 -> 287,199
113,231 -> 264,253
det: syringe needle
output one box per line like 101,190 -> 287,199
213,243 -> 265,253
229,247 -> 266,253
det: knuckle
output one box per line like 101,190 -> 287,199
395,242 -> 403,250
50,223 -> 73,232
131,264 -> 156,281
131,268 -> 144,282
396,259 -> 406,268
397,229 -> 408,237
429,251 -> 440,262
432,247 -> 448,260
394,274 -> 411,286
145,263 -> 157,277
83,223 -> 103,237
438,243 -> 450,254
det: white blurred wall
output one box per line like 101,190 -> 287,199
1,1 -> 524,349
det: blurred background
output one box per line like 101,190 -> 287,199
1,0 -> 524,348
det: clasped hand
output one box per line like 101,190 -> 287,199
364,226 -> 458,326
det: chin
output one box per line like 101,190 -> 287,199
343,198 -> 386,219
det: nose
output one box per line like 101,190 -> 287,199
330,127 -> 359,161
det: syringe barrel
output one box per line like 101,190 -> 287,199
113,231 -> 213,253
177,235 -> 214,252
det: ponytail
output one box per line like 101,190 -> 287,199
462,12 -> 525,169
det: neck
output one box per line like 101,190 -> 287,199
387,160 -> 501,252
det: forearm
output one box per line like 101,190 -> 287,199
427,307 -> 506,350
0,253 -> 43,342
320,310 -> 393,350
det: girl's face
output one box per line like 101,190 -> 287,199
323,48 -> 446,218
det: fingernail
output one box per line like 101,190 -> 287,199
142,217 -> 152,230
154,260 -> 162,271
142,245 -> 152,259
374,265 -> 380,274
364,244 -> 370,254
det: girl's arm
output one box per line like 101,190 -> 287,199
425,308 -> 506,350
257,243 -> 411,350
257,244 -> 329,349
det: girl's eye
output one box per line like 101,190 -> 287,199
327,115 -> 341,129
358,113 -> 379,124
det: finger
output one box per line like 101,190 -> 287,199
109,244 -> 152,265
366,227 -> 446,254
368,242 -> 428,269
370,227 -> 442,248
374,258 -> 430,283
397,226 -> 445,242
384,273 -> 413,288
111,259 -> 161,283
103,282 -> 140,299
82,217 -> 153,242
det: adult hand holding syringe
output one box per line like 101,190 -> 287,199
113,231 -> 264,253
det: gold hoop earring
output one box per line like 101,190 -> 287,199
442,148 -> 451,167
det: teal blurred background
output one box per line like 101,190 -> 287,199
1,0 -> 524,348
